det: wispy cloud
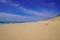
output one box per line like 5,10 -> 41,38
0,0 -> 19,7
0,0 -> 7,3
0,0 -> 58,22
0,12 -> 42,22
19,7 -> 57,17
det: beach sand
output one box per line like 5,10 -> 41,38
0,17 -> 60,40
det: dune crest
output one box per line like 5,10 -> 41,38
38,16 -> 60,25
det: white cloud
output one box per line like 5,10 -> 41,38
0,0 -> 7,3
0,12 -> 42,22
0,0 -> 19,7
0,12 -> 36,18
19,7 -> 57,17
8,2 -> 20,7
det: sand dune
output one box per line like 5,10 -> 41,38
0,16 -> 60,40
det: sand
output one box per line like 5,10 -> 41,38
0,17 -> 60,40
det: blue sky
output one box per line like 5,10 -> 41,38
0,0 -> 60,22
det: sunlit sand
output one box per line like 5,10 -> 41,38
0,16 -> 60,40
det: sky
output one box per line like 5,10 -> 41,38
0,0 -> 60,22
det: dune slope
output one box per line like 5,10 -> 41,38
0,16 -> 60,40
